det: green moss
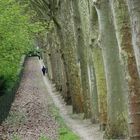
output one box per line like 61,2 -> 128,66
93,47 -> 107,125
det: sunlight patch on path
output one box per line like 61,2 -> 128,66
39,60 -> 103,140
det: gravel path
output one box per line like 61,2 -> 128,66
0,57 -> 103,140
0,57 -> 59,140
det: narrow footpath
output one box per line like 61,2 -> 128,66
0,57 -> 103,140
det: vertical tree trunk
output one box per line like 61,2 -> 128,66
71,0 -> 91,118
93,47 -> 107,129
59,54 -> 68,103
127,0 -> 140,78
110,0 -> 140,139
46,54 -> 53,80
111,0 -> 140,139
94,0 -> 128,138
88,49 -> 99,123
56,25 -> 84,113
52,0 -> 85,113
89,3 -> 107,129
48,35 -> 60,85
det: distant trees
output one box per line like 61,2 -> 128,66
30,0 -> 140,139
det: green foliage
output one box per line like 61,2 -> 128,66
28,47 -> 42,57
0,0 -> 44,93
0,0 -> 46,123
59,127 -> 80,140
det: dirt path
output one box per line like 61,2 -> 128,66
0,57 -> 59,140
39,59 -> 103,140
0,57 -> 103,140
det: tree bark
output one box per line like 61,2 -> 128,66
71,0 -> 91,118
89,3 -> 107,129
88,49 -> 99,123
110,0 -> 140,139
94,0 -> 128,138
54,1 -> 84,113
127,0 -> 140,78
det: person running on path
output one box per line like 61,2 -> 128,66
41,66 -> 47,76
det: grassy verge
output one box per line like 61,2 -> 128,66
47,105 -> 80,140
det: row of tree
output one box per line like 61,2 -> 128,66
30,0 -> 140,139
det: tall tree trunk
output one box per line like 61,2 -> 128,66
110,0 -> 140,140
56,25 -> 84,113
89,3 -> 107,129
53,0 -> 84,113
110,0 -> 140,139
46,53 -> 53,80
93,47 -> 107,129
71,0 -> 91,118
59,54 -> 68,103
88,49 -> 99,123
94,0 -> 128,138
48,34 -> 60,86
127,0 -> 140,78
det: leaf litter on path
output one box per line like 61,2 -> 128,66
0,57 -> 59,140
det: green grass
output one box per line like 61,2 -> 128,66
59,127 -> 80,140
49,105 -> 80,140
39,134 -> 50,140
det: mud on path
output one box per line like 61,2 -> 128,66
0,57 -> 103,140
